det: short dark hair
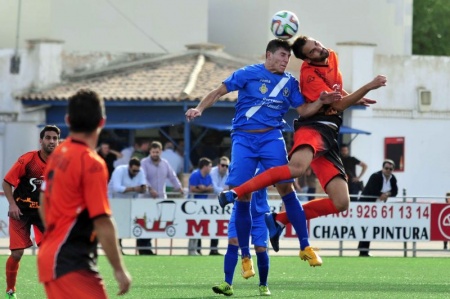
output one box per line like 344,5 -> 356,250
291,35 -> 309,60
40,125 -> 61,139
129,157 -> 141,167
151,141 -> 163,150
67,89 -> 105,133
198,157 -> 212,169
266,39 -> 291,54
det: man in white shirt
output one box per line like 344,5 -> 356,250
209,156 -> 230,255
210,156 -> 230,195
108,158 -> 147,198
108,157 -> 147,255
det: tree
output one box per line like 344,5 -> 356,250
413,0 -> 450,56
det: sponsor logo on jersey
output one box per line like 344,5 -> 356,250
259,83 -> 268,94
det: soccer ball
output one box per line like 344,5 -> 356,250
270,10 -> 299,40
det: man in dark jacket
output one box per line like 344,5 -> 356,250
357,159 -> 398,256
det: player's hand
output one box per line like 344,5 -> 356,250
368,75 -> 387,90
356,97 -> 377,107
185,108 -> 201,121
149,189 -> 158,199
114,269 -> 132,296
8,204 -> 22,220
319,91 -> 342,104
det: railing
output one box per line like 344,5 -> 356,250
0,192 -> 449,257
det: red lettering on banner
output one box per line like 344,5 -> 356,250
216,220 -> 229,236
430,204 -> 450,241
186,219 -> 210,236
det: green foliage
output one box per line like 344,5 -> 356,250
413,0 -> 450,56
2,255 -> 449,298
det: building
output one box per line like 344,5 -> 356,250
0,0 -> 449,197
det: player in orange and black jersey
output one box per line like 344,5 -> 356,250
38,89 -> 131,299
2,125 -> 60,299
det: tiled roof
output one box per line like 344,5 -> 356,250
18,45 -> 260,102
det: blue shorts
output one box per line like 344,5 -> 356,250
228,206 -> 269,248
226,129 -> 294,187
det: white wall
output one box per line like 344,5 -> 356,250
0,0 -> 209,53
342,53 -> 450,198
1,0 -> 411,55
209,0 -> 412,57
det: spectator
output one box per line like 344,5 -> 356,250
209,156 -> 230,255
444,192 -> 450,250
357,159 -> 398,256
161,141 -> 183,195
142,141 -> 184,199
340,144 -> 368,201
108,157 -> 147,255
210,156 -> 230,195
188,157 -> 214,256
140,141 -> 184,255
97,142 -> 122,180
131,138 -> 151,161
108,158 -> 147,199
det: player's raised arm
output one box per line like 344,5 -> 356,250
185,84 -> 229,121
331,75 -> 387,112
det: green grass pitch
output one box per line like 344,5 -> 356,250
1,255 -> 448,298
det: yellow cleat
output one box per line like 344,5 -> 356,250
299,246 -> 323,267
241,256 -> 255,279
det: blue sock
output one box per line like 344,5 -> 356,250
256,251 -> 269,286
282,192 -> 310,250
224,244 -> 239,285
235,201 -> 252,257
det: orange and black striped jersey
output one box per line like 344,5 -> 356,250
298,49 -> 343,126
3,151 -> 46,214
38,137 -> 110,282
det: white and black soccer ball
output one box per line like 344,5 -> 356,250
270,10 -> 299,40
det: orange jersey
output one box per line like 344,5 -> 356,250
38,137 -> 110,282
3,151 -> 47,214
299,49 -> 343,102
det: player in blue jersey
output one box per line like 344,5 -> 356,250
185,39 -> 341,275
212,166 -> 272,296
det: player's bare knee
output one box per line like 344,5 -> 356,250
334,199 -> 349,212
254,246 -> 267,253
11,249 -> 24,260
228,238 -> 239,246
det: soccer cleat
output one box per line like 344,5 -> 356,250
218,190 -> 236,208
241,256 -> 255,279
264,212 -> 285,252
5,290 -> 17,299
299,246 -> 323,267
212,282 -> 234,296
259,285 -> 271,296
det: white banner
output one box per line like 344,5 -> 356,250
1,196 -> 448,242
307,202 -> 431,241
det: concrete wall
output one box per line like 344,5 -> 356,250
209,0 -> 413,57
342,53 -> 450,198
0,0 -> 209,53
1,0 -> 411,55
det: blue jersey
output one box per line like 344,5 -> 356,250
188,169 -> 213,199
223,63 -> 305,131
